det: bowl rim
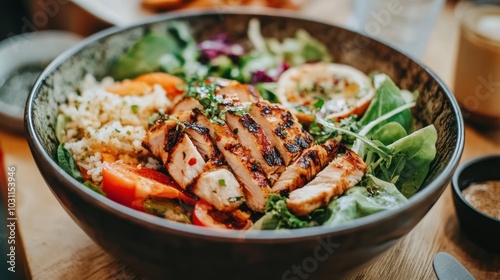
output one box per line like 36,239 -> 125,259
25,9 -> 465,243
451,154 -> 500,223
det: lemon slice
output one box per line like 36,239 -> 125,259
276,62 -> 375,123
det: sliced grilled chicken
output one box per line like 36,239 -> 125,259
190,108 -> 271,212
175,110 -> 222,164
192,164 -> 244,211
142,118 -> 206,190
286,149 -> 366,216
219,82 -> 260,103
224,105 -> 285,183
272,140 -> 340,194
171,95 -> 202,114
248,100 -> 314,166
209,77 -> 261,102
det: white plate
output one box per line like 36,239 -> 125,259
73,0 -> 154,26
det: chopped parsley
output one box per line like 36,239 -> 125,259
218,179 -> 226,187
131,104 -> 139,114
186,81 -> 248,125
313,98 -> 324,109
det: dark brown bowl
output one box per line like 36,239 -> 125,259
25,10 -> 464,280
451,155 -> 500,253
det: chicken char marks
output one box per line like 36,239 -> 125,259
249,100 -> 314,166
223,99 -> 285,183
272,139 -> 340,194
142,118 -> 205,189
142,116 -> 244,212
286,149 -> 367,216
188,108 -> 271,212
144,80 -> 366,216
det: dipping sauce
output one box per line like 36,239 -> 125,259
462,181 -> 500,220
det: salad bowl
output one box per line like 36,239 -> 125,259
25,10 -> 464,280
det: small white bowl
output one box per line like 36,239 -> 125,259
0,30 -> 82,134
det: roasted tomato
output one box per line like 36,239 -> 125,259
102,161 -> 195,211
106,72 -> 185,99
193,200 -> 252,230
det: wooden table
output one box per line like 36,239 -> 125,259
1,1 -> 499,279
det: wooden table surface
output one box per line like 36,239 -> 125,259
1,1 -> 499,279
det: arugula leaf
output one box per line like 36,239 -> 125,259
376,125 -> 437,197
326,175 -> 407,225
309,115 -> 359,145
359,74 -> 412,133
251,194 -> 331,230
315,118 -> 392,159
57,144 -> 83,182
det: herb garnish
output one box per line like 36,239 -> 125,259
186,81 -> 249,125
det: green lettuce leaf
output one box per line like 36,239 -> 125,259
377,125 -> 437,197
251,194 -> 331,230
326,175 -> 407,225
110,22 -> 200,80
359,74 -> 412,133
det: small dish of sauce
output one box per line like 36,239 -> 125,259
462,181 -> 500,220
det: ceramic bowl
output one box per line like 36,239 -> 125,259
451,155 -> 500,252
25,10 -> 464,280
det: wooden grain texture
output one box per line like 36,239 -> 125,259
1,1 -> 499,280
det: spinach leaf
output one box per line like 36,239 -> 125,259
359,74 -> 412,133
57,144 -> 83,182
377,125 -> 437,197
371,122 -> 407,145
251,194 -> 330,230
326,175 -> 407,225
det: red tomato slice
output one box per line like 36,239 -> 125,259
102,161 -> 195,211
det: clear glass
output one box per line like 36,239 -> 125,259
352,0 -> 445,58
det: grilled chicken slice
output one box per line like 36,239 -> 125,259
192,163 -> 244,211
175,110 -> 223,164
272,140 -> 340,194
190,108 -> 271,212
219,83 -> 260,103
171,96 -> 202,114
209,77 -> 261,102
286,149 -> 366,216
248,100 -> 314,166
142,118 -> 206,190
224,105 -> 285,182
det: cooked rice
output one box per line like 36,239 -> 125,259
59,74 -> 170,183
